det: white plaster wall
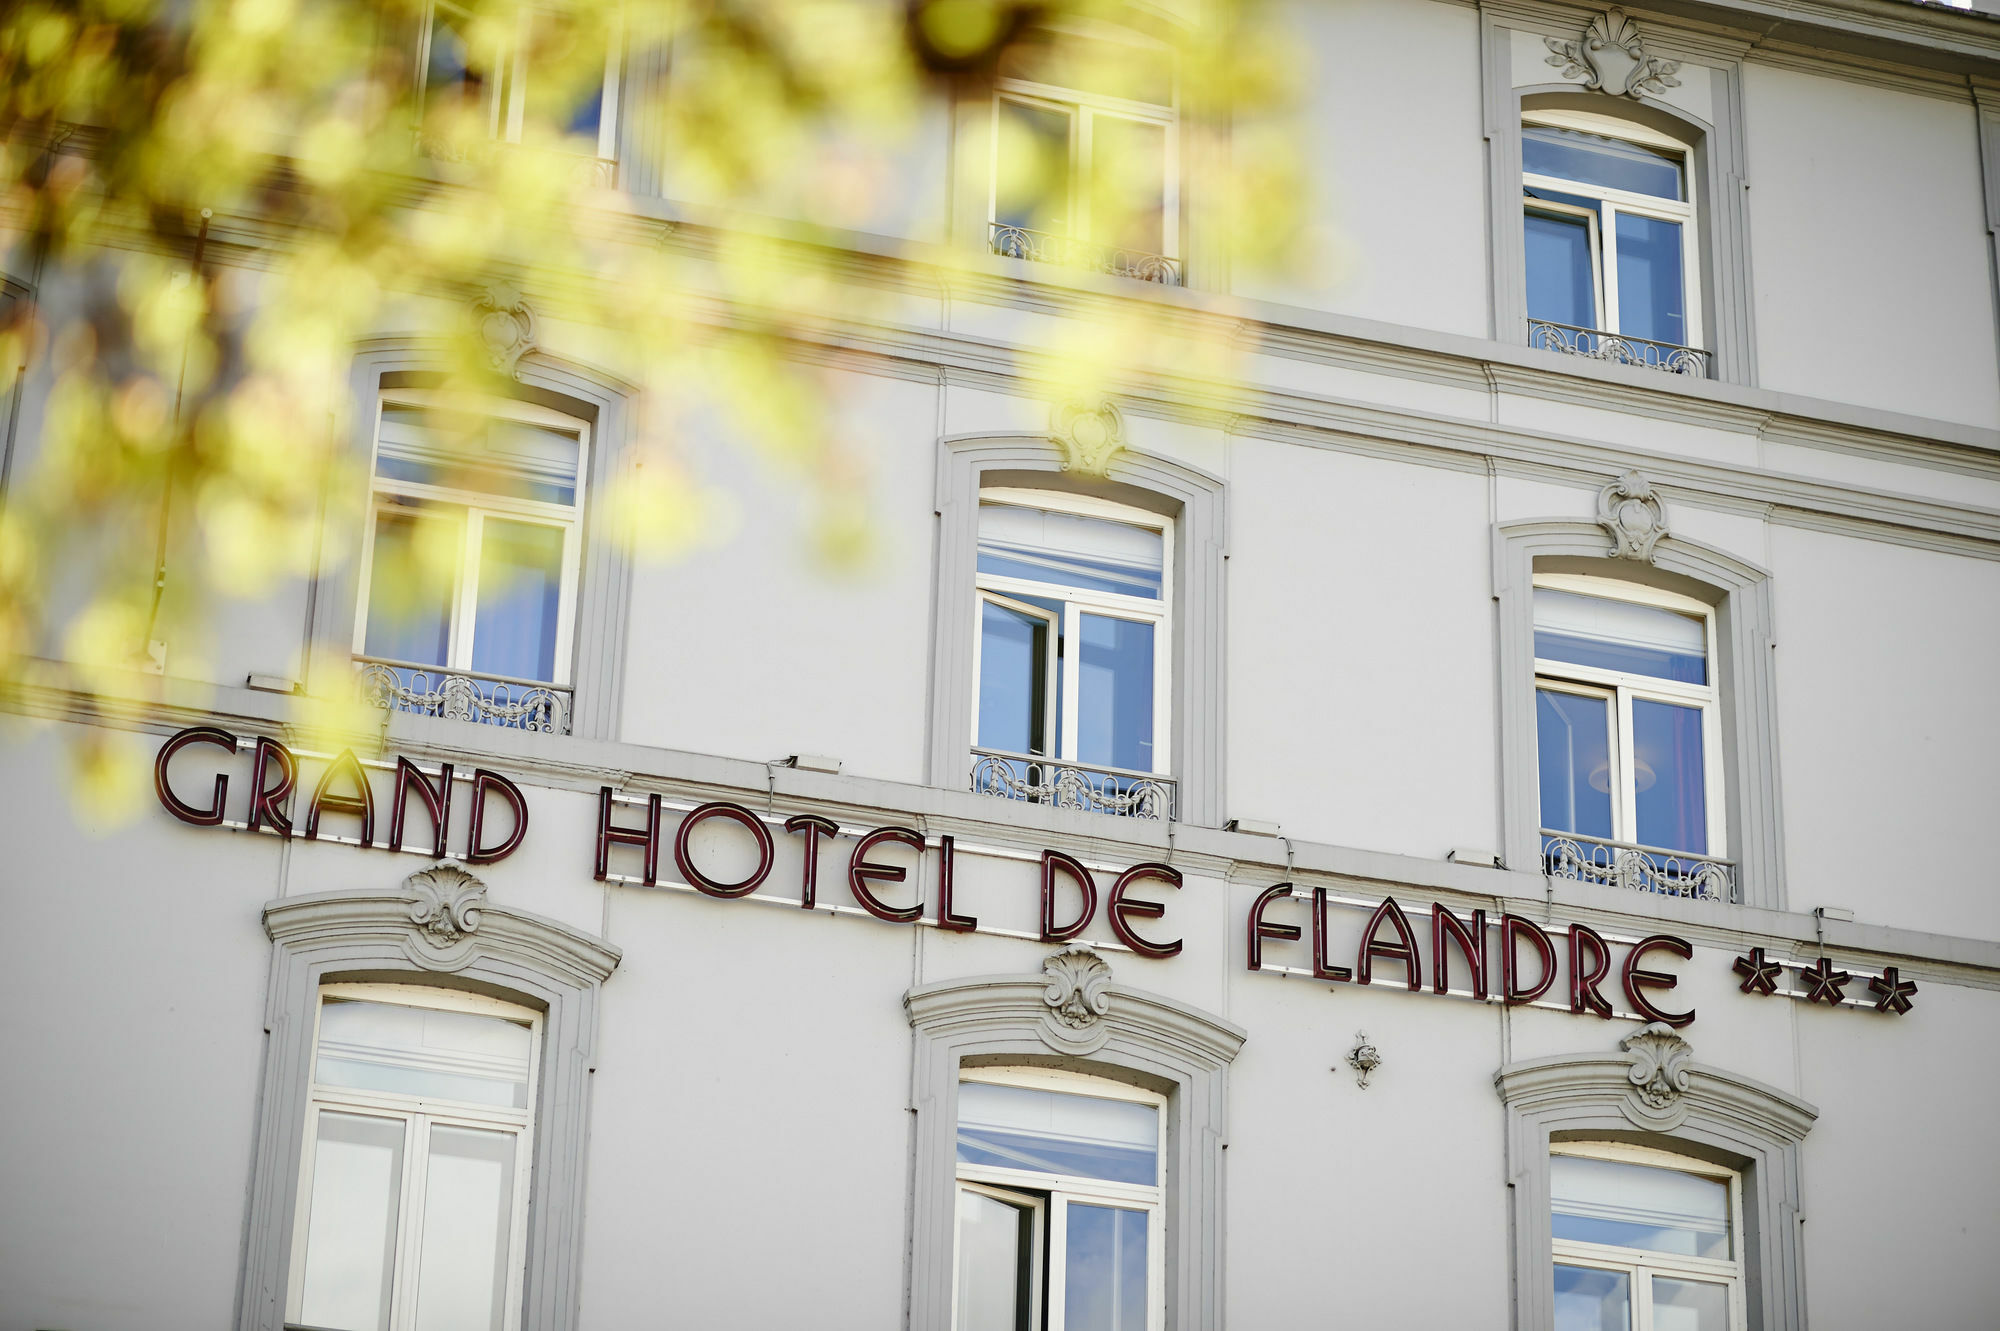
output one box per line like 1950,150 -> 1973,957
0,724 -> 276,1331
1743,65 -> 2000,429
1231,0 -> 1489,338
1226,440 -> 1498,856
1795,980 -> 2000,1331
617,367 -> 938,783
1770,525 -> 2000,940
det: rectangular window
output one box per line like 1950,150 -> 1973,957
355,395 -> 587,696
1551,1145 -> 1743,1331
416,0 -> 620,161
989,24 -> 1179,281
287,984 -> 541,1331
972,490 -> 1171,801
1522,114 -> 1701,369
1533,576 -> 1724,876
954,1070 -> 1165,1331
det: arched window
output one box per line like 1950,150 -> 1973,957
1522,109 -> 1705,374
973,489 -> 1173,817
988,22 -> 1181,284
954,1067 -> 1166,1331
287,983 -> 542,1331
414,0 -> 621,165
1551,1143 -> 1744,1331
1533,573 -> 1726,893
352,390 -> 590,734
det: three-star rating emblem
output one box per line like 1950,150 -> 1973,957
1799,957 -> 1851,1005
1869,966 -> 1918,1015
1732,948 -> 1782,996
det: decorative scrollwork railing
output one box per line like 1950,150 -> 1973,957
970,750 -> 1175,821
356,660 -> 572,735
1528,319 -> 1710,377
990,223 -> 1184,286
1541,831 -> 1736,903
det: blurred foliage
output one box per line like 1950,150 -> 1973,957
0,0 -> 1304,735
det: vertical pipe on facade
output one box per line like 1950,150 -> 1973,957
0,127 -> 70,520
141,207 -> 211,658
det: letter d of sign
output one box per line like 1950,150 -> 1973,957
1040,850 -> 1098,943
154,727 -> 239,825
466,769 -> 529,863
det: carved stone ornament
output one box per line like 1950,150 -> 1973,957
1050,396 -> 1126,476
1546,9 -> 1683,100
1042,943 -> 1114,1030
472,281 -> 536,377
1621,1021 -> 1693,1112
406,863 -> 487,944
1597,470 -> 1669,561
1346,1031 -> 1383,1089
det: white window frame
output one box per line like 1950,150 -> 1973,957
352,389 -> 589,688
952,1066 -> 1168,1331
284,982 -> 543,1331
989,21 -> 1180,258
1533,572 -> 1725,858
416,0 -> 622,161
1551,1141 -> 1747,1331
970,487 -> 1174,777
1522,108 -> 1703,350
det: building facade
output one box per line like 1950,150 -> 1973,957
5,1 -> 2000,1329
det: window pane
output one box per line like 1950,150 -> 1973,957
1652,1277 -> 1732,1331
424,1 -> 485,116
978,599 -> 1051,756
1525,209 -> 1597,328
470,518 -> 565,682
1554,1264 -> 1631,1331
377,406 -> 582,507
299,1111 -> 406,1331
1536,689 -> 1613,839
1615,212 -> 1687,346
363,509 -> 457,667
316,999 -> 534,1110
956,1189 -> 1034,1331
1089,115 -> 1167,253
957,1081 -> 1158,1186
1534,589 -> 1707,685
978,503 -> 1163,599
411,1126 -> 517,1331
1524,125 -> 1682,200
1077,614 -> 1154,772
1551,1154 -> 1731,1258
521,13 -> 607,143
995,99 -> 1072,234
1063,1204 -> 1148,1331
1633,699 -> 1708,855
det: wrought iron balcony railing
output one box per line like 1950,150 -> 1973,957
971,749 -> 1176,821
356,659 -> 572,735
990,223 -> 1184,286
1528,319 -> 1710,377
1541,830 -> 1737,903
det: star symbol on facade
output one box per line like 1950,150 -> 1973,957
1732,947 -> 1782,995
1799,957 -> 1851,1005
1869,967 -> 1917,1015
